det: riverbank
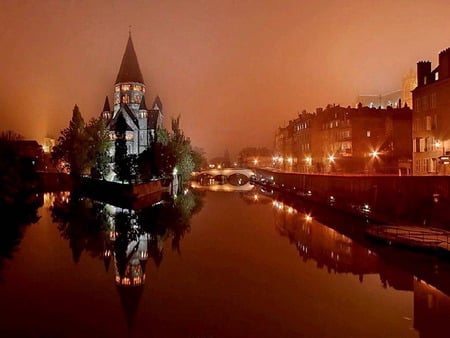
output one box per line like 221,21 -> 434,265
37,172 -> 166,209
253,168 -> 450,257
254,168 -> 450,228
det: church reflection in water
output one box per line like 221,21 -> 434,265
50,189 -> 204,328
247,187 -> 450,338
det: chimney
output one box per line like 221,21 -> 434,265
439,47 -> 450,80
417,61 -> 432,87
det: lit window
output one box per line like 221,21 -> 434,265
366,130 -> 371,137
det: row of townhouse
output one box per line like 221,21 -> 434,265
275,47 -> 450,176
274,104 -> 412,175
412,48 -> 450,175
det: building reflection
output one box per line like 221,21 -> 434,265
50,189 -> 204,331
414,278 -> 450,338
259,196 -> 450,338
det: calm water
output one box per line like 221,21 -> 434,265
0,186 -> 449,338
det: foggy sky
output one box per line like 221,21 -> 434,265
1,0 -> 450,159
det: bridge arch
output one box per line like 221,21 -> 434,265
192,168 -> 256,186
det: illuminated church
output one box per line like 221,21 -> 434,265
101,32 -> 164,156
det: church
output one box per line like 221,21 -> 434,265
100,33 -> 164,157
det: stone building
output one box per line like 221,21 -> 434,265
412,47 -> 450,175
101,33 -> 164,158
274,105 -> 412,174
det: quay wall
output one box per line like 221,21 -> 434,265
37,173 -> 163,208
255,169 -> 450,229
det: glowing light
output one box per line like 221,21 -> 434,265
305,156 -> 312,164
328,155 -> 335,162
370,150 -> 378,158
305,214 -> 312,222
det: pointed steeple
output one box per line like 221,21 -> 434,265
102,96 -> 111,112
152,95 -> 163,111
115,33 -> 144,84
139,95 -> 147,110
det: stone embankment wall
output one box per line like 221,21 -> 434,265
37,173 -> 163,208
255,169 -> 450,229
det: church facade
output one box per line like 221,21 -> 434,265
101,33 -> 163,157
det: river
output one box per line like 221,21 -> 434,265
0,185 -> 448,338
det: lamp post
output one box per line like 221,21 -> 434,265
370,150 -> 378,174
305,156 -> 312,173
328,154 -> 335,173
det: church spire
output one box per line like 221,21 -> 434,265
115,33 -> 144,84
102,96 -> 111,112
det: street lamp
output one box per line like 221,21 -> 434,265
305,156 -> 312,173
327,155 -> 335,173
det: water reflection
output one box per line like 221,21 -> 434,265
246,190 -> 450,338
50,189 -> 204,330
0,193 -> 43,279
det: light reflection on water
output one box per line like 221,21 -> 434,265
0,186 -> 449,337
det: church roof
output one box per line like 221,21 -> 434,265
102,96 -> 111,112
115,34 -> 144,84
152,95 -> 163,111
109,111 -> 134,132
139,95 -> 147,110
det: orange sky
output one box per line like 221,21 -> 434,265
1,0 -> 450,159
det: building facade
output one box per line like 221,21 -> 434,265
274,105 -> 412,175
101,33 -> 163,158
412,47 -> 450,175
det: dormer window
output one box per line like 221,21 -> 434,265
121,84 -> 130,91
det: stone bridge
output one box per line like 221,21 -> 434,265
191,168 -> 256,186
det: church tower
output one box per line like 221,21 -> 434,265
102,32 -> 164,159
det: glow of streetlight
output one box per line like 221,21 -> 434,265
328,155 -> 335,162
370,150 -> 378,158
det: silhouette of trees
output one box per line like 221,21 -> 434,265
0,131 -> 39,205
52,105 -> 111,177
137,116 -> 205,183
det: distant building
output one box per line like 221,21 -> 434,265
412,47 -> 450,175
12,140 -> 43,160
357,90 -> 402,109
101,33 -> 164,158
275,104 -> 412,175
356,70 -> 417,109
402,69 -> 417,108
